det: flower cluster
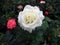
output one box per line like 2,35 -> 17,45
7,5 -> 45,33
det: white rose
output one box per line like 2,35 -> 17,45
18,5 -> 45,33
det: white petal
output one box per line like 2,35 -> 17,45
18,12 -> 22,23
21,23 -> 33,33
23,5 -> 33,11
32,20 -> 42,29
39,11 -> 45,20
33,6 -> 45,20
33,6 -> 40,14
25,28 -> 32,33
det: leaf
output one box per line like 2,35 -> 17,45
41,20 -> 48,30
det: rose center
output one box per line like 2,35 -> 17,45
24,14 -> 37,25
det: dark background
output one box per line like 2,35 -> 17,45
0,0 -> 60,45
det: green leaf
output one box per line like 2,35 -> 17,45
41,20 -> 48,30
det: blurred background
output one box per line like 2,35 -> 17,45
0,0 -> 60,45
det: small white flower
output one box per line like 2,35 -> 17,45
58,35 -> 60,37
18,5 -> 45,33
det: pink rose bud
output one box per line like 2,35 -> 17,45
45,11 -> 49,15
7,19 -> 16,30
40,0 -> 45,4
17,5 -> 23,9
